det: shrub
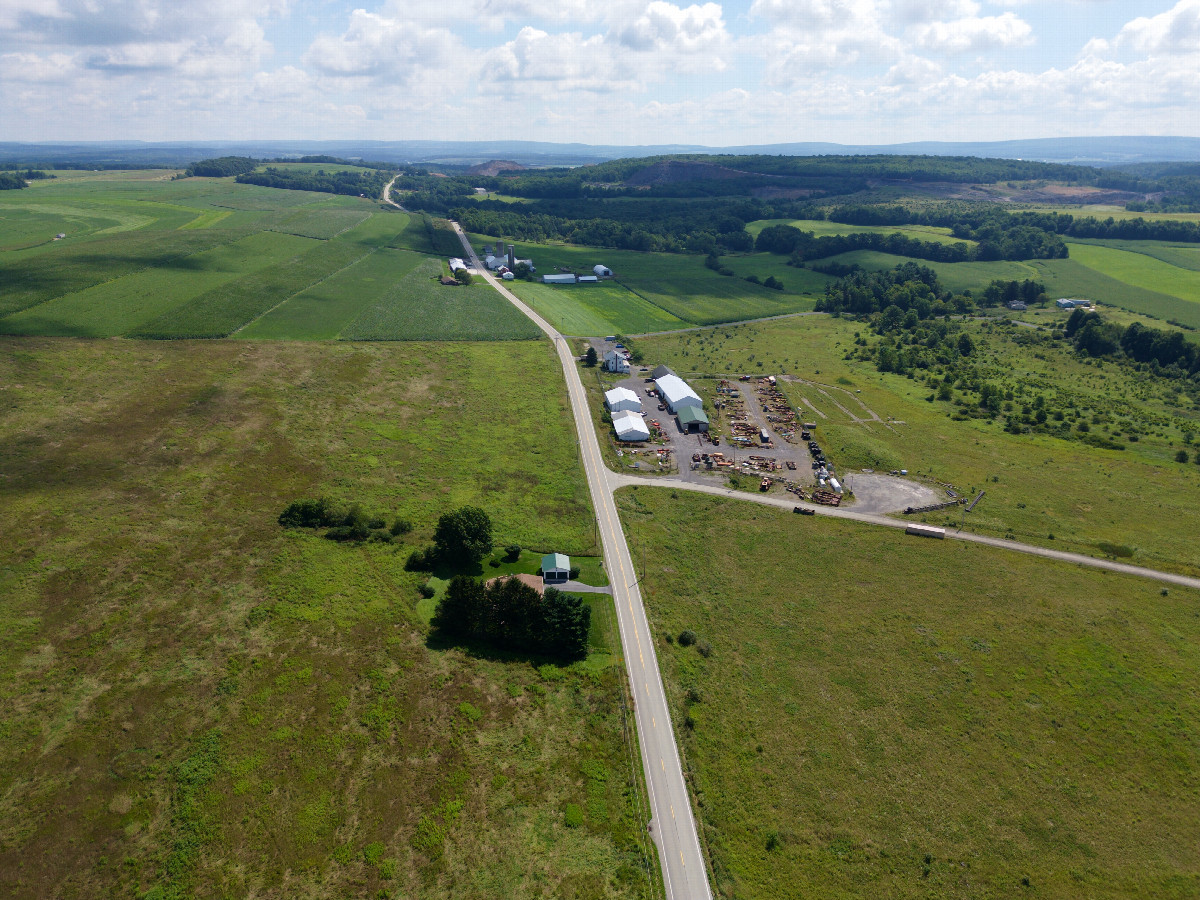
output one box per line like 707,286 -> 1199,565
390,517 -> 412,536
564,803 -> 584,828
1176,449 -> 1190,463
433,506 -> 493,566
367,515 -> 386,530
368,529 -> 393,543
504,544 -> 522,562
568,565 -> 581,580
418,582 -> 435,599
405,547 -> 436,571
278,498 -> 336,528
677,630 -> 697,647
697,641 -> 713,658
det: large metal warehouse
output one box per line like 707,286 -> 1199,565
612,410 -> 651,442
676,406 -> 710,433
654,373 -> 703,414
605,386 -> 642,413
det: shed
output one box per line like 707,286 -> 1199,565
541,553 -> 570,583
578,275 -> 599,283
676,406 -> 710,433
594,265 -> 612,277
502,271 -> 515,280
651,364 -> 676,380
448,257 -> 466,272
654,373 -> 703,413
605,386 -> 642,413
543,274 -> 576,284
603,350 -> 631,374
613,410 -> 651,442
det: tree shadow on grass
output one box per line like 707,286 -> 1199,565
423,628 -> 581,672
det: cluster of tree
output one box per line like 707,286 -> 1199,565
186,156 -> 259,177
432,576 -> 591,661
236,166 -> 392,198
278,498 -> 412,543
757,221 -> 1064,264
980,279 -> 1047,307
406,506 -> 494,571
816,262 -> 975,318
1065,309 -> 1200,376
0,172 -> 28,190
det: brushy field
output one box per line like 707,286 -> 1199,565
636,315 -> 1200,575
746,217 -> 975,246
0,338 -> 659,899
619,487 -> 1200,900
341,258 -> 542,341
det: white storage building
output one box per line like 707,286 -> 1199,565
605,386 -> 641,413
543,274 -> 576,284
594,265 -> 612,277
448,257 -> 466,272
612,410 -> 650,442
654,373 -> 703,413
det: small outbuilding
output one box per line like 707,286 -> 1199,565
594,265 -> 612,277
613,410 -> 651,442
448,257 -> 466,272
605,386 -> 642,413
677,406 -> 710,433
541,553 -> 571,583
604,349 -> 631,374
578,275 -> 599,283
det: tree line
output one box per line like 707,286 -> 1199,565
1065,309 -> 1200,376
236,166 -> 391,198
432,576 -> 590,662
186,156 -> 258,177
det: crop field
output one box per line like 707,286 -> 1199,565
746,217 -> 974,246
619,488 -> 1200,900
636,315 -> 1200,574
509,281 -> 685,335
0,338 -> 658,899
340,258 -> 541,341
0,172 -> 537,341
1062,242 -> 1200,326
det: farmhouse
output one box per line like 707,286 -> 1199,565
654,372 -> 703,414
594,265 -> 612,277
605,386 -> 641,413
612,410 -> 651,442
676,406 -> 709,433
541,553 -> 570,583
604,349 -> 631,374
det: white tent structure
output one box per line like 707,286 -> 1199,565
605,386 -> 642,413
654,373 -> 703,413
612,410 -> 650,442
594,265 -> 612,276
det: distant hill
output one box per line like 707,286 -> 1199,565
466,160 -> 526,176
1,136 -> 1198,169
623,159 -> 764,186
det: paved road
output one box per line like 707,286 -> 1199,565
611,471 -> 1200,590
452,225 -> 713,900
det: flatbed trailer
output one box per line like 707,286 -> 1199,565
905,523 -> 946,539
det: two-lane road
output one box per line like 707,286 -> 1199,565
451,225 -> 712,899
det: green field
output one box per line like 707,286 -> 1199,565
1063,241 -> 1200,326
0,338 -> 657,898
0,172 -> 538,341
340,258 -> 541,341
621,488 -> 1200,900
637,315 -> 1200,574
510,281 -> 686,335
747,217 -> 975,246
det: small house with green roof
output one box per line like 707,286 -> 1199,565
541,553 -> 570,583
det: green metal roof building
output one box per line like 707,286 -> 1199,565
676,406 -> 710,433
541,552 -> 570,582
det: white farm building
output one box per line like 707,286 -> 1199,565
605,386 -> 641,413
603,349 -> 631,374
543,274 -> 576,284
654,373 -> 703,414
594,265 -> 612,277
448,257 -> 466,272
612,410 -> 650,442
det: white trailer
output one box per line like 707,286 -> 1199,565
905,523 -> 946,539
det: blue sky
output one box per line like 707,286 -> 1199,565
3,0 -> 1199,145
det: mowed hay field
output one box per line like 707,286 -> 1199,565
636,315 -> 1200,575
619,488 -> 1200,900
0,171 -> 530,340
0,338 -> 658,899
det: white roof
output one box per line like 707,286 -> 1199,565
613,410 -> 650,441
448,258 -> 465,271
605,387 -> 641,411
594,264 -> 611,274
655,373 -> 702,408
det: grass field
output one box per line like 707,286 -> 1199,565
510,281 -> 686,335
636,315 -> 1200,574
0,172 -> 536,341
746,217 -> 975,246
0,338 -> 658,898
340,258 -> 542,341
619,488 -> 1200,900
1063,242 -> 1200,326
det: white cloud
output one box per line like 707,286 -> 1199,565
304,9 -> 460,81
913,12 -> 1033,53
480,26 -> 640,92
1118,0 -> 1200,54
617,2 -> 729,61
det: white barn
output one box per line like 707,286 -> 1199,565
543,274 -> 576,284
603,350 -> 631,374
594,265 -> 612,277
448,257 -> 466,272
654,373 -> 703,413
612,410 -> 650,442
605,386 -> 641,413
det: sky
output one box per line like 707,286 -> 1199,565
2,0 -> 1199,146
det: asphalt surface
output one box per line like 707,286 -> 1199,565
452,225 -> 713,900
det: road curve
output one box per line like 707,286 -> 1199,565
612,472 -> 1200,590
451,224 -> 712,900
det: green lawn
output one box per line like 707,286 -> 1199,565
637,315 -> 1200,575
621,488 -> 1200,900
0,338 -> 657,898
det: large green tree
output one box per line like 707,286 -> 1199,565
433,506 -> 493,565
